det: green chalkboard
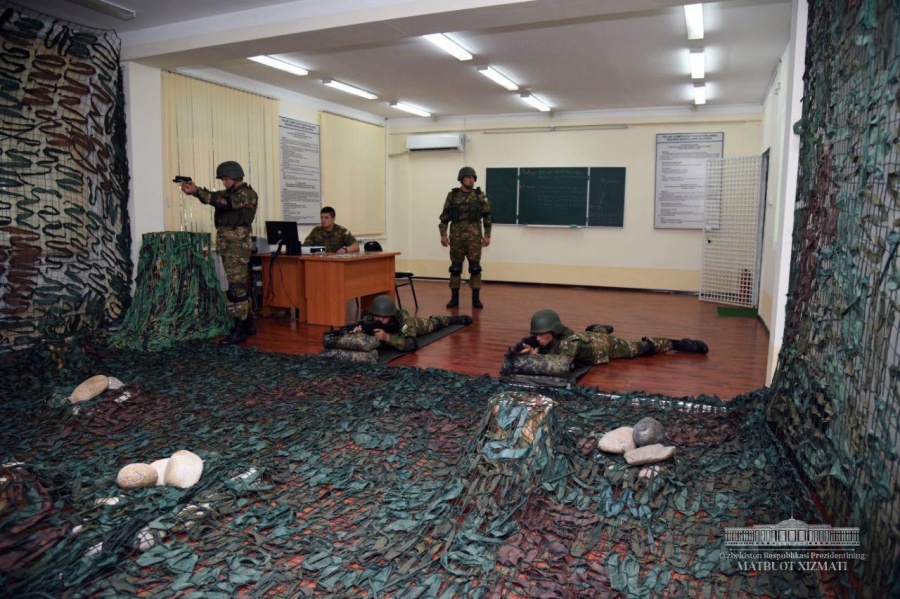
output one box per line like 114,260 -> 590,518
485,167 -> 625,227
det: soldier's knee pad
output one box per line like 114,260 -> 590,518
468,261 -> 482,275
226,283 -> 248,302
449,262 -> 464,276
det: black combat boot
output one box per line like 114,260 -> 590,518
671,338 -> 709,354
245,313 -> 257,336
219,319 -> 247,345
449,315 -> 473,325
637,338 -> 656,356
472,288 -> 483,309
446,288 -> 460,308
586,324 -> 614,334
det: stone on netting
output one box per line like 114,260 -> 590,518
319,348 -> 379,363
164,450 -> 204,488
107,376 -> 125,391
117,463 -> 158,489
70,375 -> 109,403
150,458 -> 169,485
639,465 -> 661,480
134,526 -> 166,552
624,443 -> 675,466
598,426 -> 636,454
322,332 -> 380,351
632,416 -> 665,447
500,353 -> 573,377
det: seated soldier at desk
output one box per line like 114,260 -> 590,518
352,295 -> 472,352
304,206 -> 360,254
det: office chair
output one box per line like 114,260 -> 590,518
363,241 -> 418,311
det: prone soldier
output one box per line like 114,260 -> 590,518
351,295 -> 472,352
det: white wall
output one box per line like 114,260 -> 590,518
387,111 -> 762,291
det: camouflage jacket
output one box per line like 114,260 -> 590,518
438,187 -> 492,238
526,326 -> 608,366
304,224 -> 357,252
195,183 -> 257,229
359,309 -> 416,352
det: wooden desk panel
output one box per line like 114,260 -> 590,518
257,252 -> 398,327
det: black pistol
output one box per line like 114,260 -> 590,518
173,175 -> 193,183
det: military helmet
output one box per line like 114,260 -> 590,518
216,161 -> 244,179
457,166 -> 477,183
530,309 -> 564,335
369,294 -> 397,317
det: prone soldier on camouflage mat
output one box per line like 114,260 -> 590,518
180,161 -> 258,345
504,309 -> 708,376
439,166 -> 492,310
348,295 -> 472,352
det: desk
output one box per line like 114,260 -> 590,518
257,252 -> 399,326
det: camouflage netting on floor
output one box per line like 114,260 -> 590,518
1,342 -> 847,598
766,0 -> 900,594
0,2 -> 132,358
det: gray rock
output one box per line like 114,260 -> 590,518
624,444 -> 675,466
598,427 -> 636,454
632,417 -> 665,447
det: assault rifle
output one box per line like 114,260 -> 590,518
506,335 -> 539,359
173,175 -> 193,183
336,317 -> 402,337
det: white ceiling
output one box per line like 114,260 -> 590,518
27,0 -> 793,120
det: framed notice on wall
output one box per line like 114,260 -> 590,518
654,132 -> 724,229
279,116 -> 321,224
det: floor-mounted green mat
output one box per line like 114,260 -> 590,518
716,306 -> 758,318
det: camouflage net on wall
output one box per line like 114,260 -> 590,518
0,343 -> 848,598
766,0 -> 900,595
0,3 -> 132,359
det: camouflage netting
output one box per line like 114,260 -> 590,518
0,343 -> 846,597
766,0 -> 900,595
0,2 -> 132,360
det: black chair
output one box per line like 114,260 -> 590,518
363,241 -> 418,311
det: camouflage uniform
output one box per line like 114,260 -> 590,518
194,182 -> 258,320
304,224 -> 357,253
536,326 -> 673,367
359,309 -> 453,352
438,187 -> 492,289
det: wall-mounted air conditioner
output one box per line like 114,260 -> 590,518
406,133 -> 465,152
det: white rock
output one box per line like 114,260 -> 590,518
597,427 -> 636,454
70,375 -> 109,403
134,526 -> 165,551
150,458 -> 169,486
639,465 -> 661,479
93,496 -> 121,506
624,444 -> 675,466
116,463 -> 158,489
164,450 -> 204,488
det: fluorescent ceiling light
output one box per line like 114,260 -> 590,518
66,0 -> 135,20
422,34 -> 473,61
520,92 -> 551,112
249,55 -> 308,77
476,65 -> 519,91
689,49 -> 705,79
390,102 -> 431,117
693,83 -> 707,105
684,4 -> 704,40
322,79 -> 377,100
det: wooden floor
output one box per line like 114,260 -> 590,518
244,279 -> 770,400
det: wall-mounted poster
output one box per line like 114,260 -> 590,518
654,132 -> 724,229
279,116 -> 321,224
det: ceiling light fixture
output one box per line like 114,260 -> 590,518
248,55 -> 308,77
693,83 -> 707,105
520,92 -> 551,112
689,49 -> 705,79
476,65 -> 519,91
422,34 -> 473,61
390,102 -> 431,117
684,4 -> 704,40
65,0 -> 136,20
322,79 -> 377,100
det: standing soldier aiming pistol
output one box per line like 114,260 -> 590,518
439,166 -> 491,309
179,161 -> 258,345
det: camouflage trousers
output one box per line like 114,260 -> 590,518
560,333 -> 673,365
406,315 -> 451,336
217,226 -> 253,320
448,224 -> 484,289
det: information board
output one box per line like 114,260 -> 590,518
279,116 -> 321,224
486,167 -> 626,227
654,132 -> 724,229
